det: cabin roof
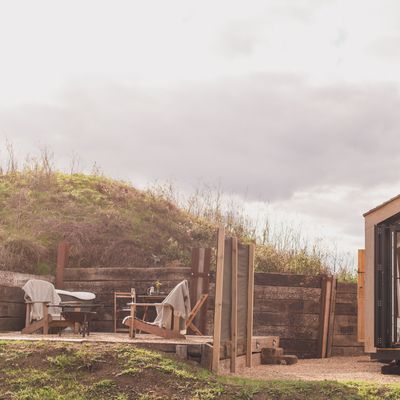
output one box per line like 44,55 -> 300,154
363,194 -> 400,217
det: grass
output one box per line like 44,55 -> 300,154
0,146 -> 355,279
2,341 -> 400,399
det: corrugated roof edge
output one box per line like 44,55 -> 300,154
363,194 -> 400,217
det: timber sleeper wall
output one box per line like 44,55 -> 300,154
0,267 -> 364,358
332,282 -> 364,356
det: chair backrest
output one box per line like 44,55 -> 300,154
22,279 -> 61,320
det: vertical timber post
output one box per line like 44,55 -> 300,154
212,226 -> 225,373
326,277 -> 337,357
55,242 -> 69,289
358,249 -> 365,343
190,247 -> 211,334
318,275 -> 332,358
246,243 -> 255,367
230,237 -> 238,372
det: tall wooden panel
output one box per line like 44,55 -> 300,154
358,249 -> 365,343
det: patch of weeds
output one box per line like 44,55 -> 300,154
117,346 -> 161,370
115,367 -> 141,377
157,358 -> 196,379
8,386 -> 62,400
47,354 -> 76,370
114,395 -> 129,400
6,368 -> 53,390
0,343 -> 32,363
87,379 -> 117,399
47,347 -> 105,372
192,386 -> 225,400
6,379 -> 88,400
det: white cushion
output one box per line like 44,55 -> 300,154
56,289 -> 96,301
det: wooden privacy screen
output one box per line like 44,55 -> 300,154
357,249 -> 365,343
190,248 -> 211,335
212,226 -> 255,373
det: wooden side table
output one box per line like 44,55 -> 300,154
114,292 -> 135,333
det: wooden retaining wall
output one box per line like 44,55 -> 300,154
332,282 -> 364,356
252,274 -> 323,359
0,267 -> 363,358
0,271 -> 54,332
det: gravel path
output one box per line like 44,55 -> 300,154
228,356 -> 400,384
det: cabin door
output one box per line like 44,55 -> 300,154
375,224 -> 400,348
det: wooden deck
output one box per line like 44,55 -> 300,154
0,331 -> 212,345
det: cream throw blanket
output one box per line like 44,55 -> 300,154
154,280 -> 191,331
22,279 -> 62,322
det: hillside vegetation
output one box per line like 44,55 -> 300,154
0,155 -> 353,279
0,341 -> 398,400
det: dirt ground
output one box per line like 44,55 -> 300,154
229,356 -> 400,384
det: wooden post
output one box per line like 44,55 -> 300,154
358,249 -> 366,343
55,242 -> 69,289
230,237 -> 238,372
43,303 -> 49,335
318,276 -> 332,358
190,247 -> 211,334
326,277 -> 337,358
212,226 -> 225,373
246,243 -> 255,367
129,303 -> 136,338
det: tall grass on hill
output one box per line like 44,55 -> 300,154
149,182 -> 355,281
0,145 -> 355,280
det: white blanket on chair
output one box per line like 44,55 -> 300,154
22,279 -> 61,322
154,280 -> 191,330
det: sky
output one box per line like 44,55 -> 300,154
1,0 -> 400,266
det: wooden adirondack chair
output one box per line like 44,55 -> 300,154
22,279 -> 75,335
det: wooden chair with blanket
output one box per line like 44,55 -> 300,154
123,280 -> 209,339
22,279 -> 76,334
123,280 -> 190,339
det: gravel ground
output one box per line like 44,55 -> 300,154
228,356 -> 400,384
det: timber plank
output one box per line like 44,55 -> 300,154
334,293 -> 357,304
333,334 -> 361,347
335,303 -> 357,316
336,282 -> 357,294
253,312 -> 320,329
254,273 -> 322,288
254,286 -> 321,301
0,317 -> 25,331
0,302 -> 25,318
63,280 -> 183,294
331,346 -> 365,356
253,325 -> 319,340
64,267 -> 191,282
279,339 -> 318,358
0,286 -> 24,303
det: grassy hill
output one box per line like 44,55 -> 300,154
0,171 -> 216,274
0,340 -> 398,400
0,166 -> 351,278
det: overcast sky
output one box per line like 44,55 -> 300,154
1,0 -> 400,263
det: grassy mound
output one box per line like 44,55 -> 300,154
0,168 -> 352,278
0,172 -> 214,273
0,341 -> 399,400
